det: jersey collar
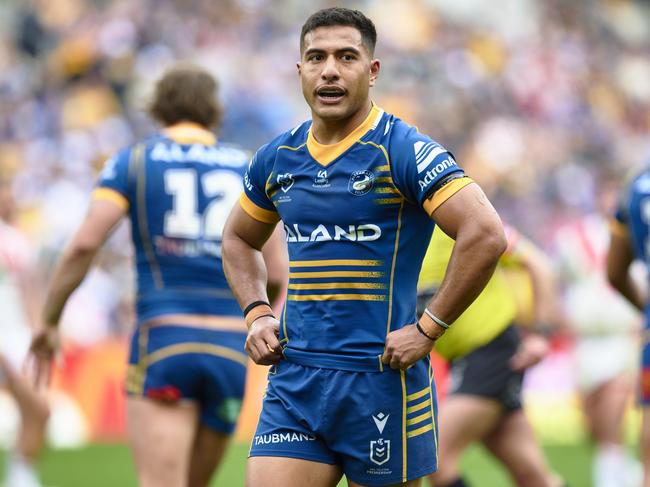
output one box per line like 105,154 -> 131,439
307,104 -> 384,167
163,122 -> 216,145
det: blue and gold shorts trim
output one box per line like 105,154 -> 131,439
126,324 -> 247,434
250,357 -> 438,486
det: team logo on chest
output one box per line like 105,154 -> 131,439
348,170 -> 375,196
277,173 -> 294,193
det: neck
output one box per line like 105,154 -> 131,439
311,100 -> 373,145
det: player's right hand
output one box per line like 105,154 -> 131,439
245,316 -> 283,366
27,326 -> 60,388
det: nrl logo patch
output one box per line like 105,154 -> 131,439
370,438 -> 390,466
277,173 -> 294,193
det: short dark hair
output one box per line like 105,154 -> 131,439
148,63 -> 223,128
300,7 -> 377,55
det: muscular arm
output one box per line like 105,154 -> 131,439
261,224 -> 288,305
382,182 -> 506,370
607,229 -> 645,312
222,204 -> 279,308
222,204 -> 284,365
42,200 -> 126,327
30,199 -> 125,386
426,183 -> 507,325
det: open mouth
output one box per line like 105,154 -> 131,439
316,86 -> 346,103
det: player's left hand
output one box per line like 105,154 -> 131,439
509,332 -> 549,372
26,325 -> 60,388
382,324 -> 435,370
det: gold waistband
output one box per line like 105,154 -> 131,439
141,314 -> 246,332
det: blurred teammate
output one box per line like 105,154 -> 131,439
0,181 -> 49,487
420,225 -> 565,487
222,7 -> 506,487
555,198 -> 641,487
607,168 -> 650,487
28,64 -> 287,487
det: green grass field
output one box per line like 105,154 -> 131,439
0,441 -> 596,487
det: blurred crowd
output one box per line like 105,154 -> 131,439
1,0 -> 650,343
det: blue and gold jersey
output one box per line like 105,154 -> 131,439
94,123 -> 249,323
613,168 -> 650,266
241,105 -> 473,370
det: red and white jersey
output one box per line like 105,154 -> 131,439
0,220 -> 34,330
0,220 -> 36,371
554,213 -> 641,335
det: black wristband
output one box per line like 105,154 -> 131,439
243,300 -> 271,317
416,321 -> 437,341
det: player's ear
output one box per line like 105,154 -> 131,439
297,62 -> 302,76
369,59 -> 380,87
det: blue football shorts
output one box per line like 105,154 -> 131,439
249,357 -> 439,486
126,324 -> 247,434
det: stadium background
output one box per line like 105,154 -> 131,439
0,0 -> 648,485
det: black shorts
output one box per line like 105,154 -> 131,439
447,325 -> 523,410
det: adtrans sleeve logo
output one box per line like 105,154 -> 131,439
348,170 -> 375,195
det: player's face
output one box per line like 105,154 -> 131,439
298,25 -> 380,123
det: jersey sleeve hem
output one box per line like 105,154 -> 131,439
239,193 -> 280,224
423,177 -> 473,216
92,188 -> 129,210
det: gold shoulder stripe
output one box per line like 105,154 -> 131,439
375,198 -> 403,205
375,176 -> 393,183
375,165 -> 390,172
375,187 -> 400,194
290,259 -> 383,267
92,188 -> 129,210
239,193 -> 280,224
424,177 -> 474,216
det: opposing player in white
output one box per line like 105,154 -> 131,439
0,182 -> 49,487
554,208 -> 642,487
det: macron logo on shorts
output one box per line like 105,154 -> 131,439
372,412 -> 389,434
414,141 -> 447,174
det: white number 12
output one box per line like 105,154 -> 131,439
164,169 -> 242,240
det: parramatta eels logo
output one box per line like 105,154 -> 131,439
348,170 -> 375,196
277,173 -> 294,193
370,438 -> 390,466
